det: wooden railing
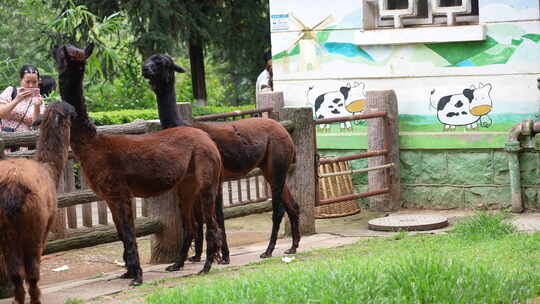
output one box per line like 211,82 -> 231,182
1,91 -> 400,298
0,110 -> 277,254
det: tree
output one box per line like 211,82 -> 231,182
47,0 -> 154,110
209,0 -> 271,105
74,0 -> 271,106
0,0 -> 57,89
118,0 -> 221,106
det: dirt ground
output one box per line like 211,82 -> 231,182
39,213 -> 277,286
38,208 -> 483,287
1,209 -> 537,304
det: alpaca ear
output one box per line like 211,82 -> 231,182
85,43 -> 95,58
174,64 -> 186,73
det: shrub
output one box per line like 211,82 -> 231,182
89,104 -> 255,126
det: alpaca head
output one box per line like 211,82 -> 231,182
52,43 -> 95,76
142,54 -> 185,89
33,101 -> 77,131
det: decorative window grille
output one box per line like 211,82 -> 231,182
367,0 -> 478,29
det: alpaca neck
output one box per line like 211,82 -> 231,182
154,81 -> 190,129
59,71 -> 97,140
35,127 -> 70,186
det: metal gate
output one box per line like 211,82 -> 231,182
313,111 -> 395,208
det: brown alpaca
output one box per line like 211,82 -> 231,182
0,102 -> 76,304
142,54 -> 300,262
52,44 -> 224,286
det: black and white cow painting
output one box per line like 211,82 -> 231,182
307,82 -> 366,129
430,83 -> 493,130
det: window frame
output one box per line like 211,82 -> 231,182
369,0 -> 479,29
361,0 -> 484,45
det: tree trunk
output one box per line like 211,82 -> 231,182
231,72 -> 240,106
189,37 -> 207,107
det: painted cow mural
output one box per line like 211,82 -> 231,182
307,82 -> 366,129
430,83 -> 493,130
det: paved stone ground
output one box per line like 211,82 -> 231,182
1,210 -> 538,304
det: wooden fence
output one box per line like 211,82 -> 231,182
0,90 -> 400,297
0,107 -> 278,255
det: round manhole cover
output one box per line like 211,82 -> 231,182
368,214 -> 449,231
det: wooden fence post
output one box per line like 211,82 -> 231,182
280,107 -> 317,235
256,91 -> 284,120
65,161 -> 78,229
0,138 -> 13,299
52,168 -> 68,238
147,103 -> 192,263
366,90 -> 401,211
176,102 -> 194,124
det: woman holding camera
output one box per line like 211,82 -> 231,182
0,65 -> 44,132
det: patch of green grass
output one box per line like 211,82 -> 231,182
145,226 -> 540,304
87,272 -> 106,280
452,211 -> 517,240
64,299 -> 85,304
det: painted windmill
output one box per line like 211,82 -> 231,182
287,13 -> 335,72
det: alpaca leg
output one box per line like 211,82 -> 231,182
200,224 -> 220,274
189,188 -> 229,265
108,200 -> 143,286
188,206 -> 203,263
109,208 -> 128,276
107,206 -> 127,272
166,186 -> 196,272
282,184 -> 301,255
260,198 -> 286,258
165,213 -> 194,271
199,185 -> 222,274
260,164 -> 289,259
6,252 -> 25,304
215,189 -> 230,265
24,254 -> 41,304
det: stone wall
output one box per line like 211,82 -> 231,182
320,149 -> 540,211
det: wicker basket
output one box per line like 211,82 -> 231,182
316,158 -> 361,219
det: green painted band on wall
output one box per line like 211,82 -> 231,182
317,133 -> 508,149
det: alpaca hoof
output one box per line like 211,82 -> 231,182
198,268 -> 210,275
219,256 -> 230,265
188,255 -> 201,263
260,252 -> 272,259
129,278 -> 143,287
284,248 -> 297,255
165,264 -> 182,272
119,272 -> 134,279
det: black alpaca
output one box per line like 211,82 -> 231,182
142,54 -> 301,261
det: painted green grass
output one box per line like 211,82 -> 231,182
315,120 -> 520,133
146,213 -> 540,304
